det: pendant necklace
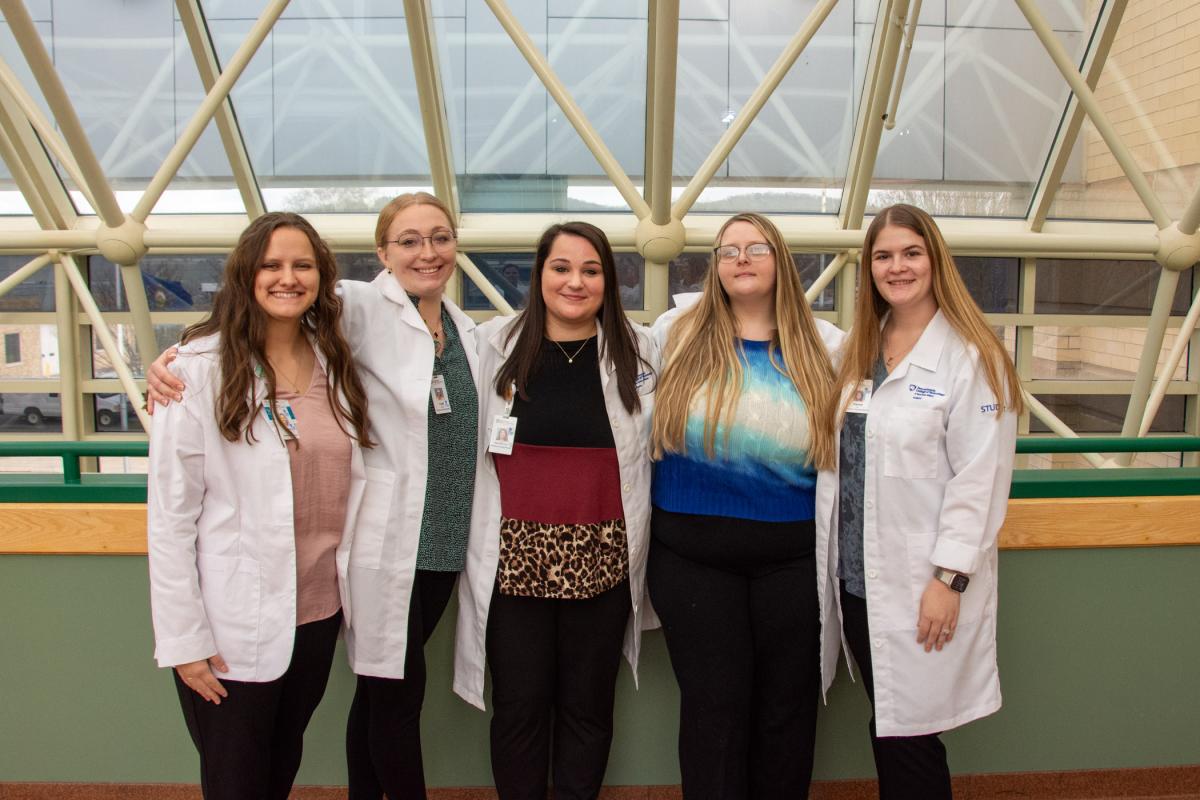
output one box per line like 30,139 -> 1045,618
553,337 -> 590,364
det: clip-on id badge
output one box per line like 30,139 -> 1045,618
488,382 -> 518,455
431,374 -> 451,415
264,400 -> 299,439
846,379 -> 873,414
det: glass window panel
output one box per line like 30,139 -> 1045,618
0,256 -> 55,311
680,0 -> 727,21
682,2 -> 859,214
460,252 -> 646,312
957,256 -> 1019,313
946,0 -> 1088,30
335,253 -> 384,283
93,393 -> 145,433
0,391 -> 62,431
0,324 -> 58,377
1030,394 -> 1185,433
88,255 -> 225,312
1032,325 -> 1189,381
0,18 -> 58,204
1047,3 -> 1195,222
91,324 -> 185,379
795,254 -> 836,312
1035,259 -> 1193,315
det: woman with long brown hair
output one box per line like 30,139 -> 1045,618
454,221 -> 656,800
148,212 -> 373,799
648,212 -> 843,799
815,204 -> 1021,798
148,192 -> 481,799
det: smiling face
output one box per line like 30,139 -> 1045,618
715,220 -> 777,302
253,226 -> 320,326
376,203 -> 458,300
540,232 -> 605,338
870,224 -> 936,317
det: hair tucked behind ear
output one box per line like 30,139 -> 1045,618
184,212 -> 374,447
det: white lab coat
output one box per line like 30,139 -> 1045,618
336,271 -> 479,679
453,315 -> 658,710
148,333 -> 368,682
814,310 -> 1017,737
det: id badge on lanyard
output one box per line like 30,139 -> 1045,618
264,399 -> 299,439
431,374 -> 452,414
847,379 -> 873,414
488,382 -> 518,455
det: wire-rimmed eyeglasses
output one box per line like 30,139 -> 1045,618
713,243 -> 773,262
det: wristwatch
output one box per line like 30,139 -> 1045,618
934,567 -> 969,593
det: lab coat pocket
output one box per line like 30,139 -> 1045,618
904,532 -> 938,614
197,553 -> 261,666
884,408 -> 942,479
349,466 -> 396,570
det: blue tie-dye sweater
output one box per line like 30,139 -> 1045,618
652,339 -> 816,522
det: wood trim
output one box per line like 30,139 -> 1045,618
2,765 -> 1198,798
2,497 -> 1199,555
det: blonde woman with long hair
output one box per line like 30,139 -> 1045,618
814,204 -> 1021,798
648,212 -> 843,799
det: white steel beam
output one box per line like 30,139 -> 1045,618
840,0 -> 911,230
1014,0 -> 1170,230
883,0 -> 922,132
0,251 -> 51,300
175,0 -> 267,219
131,0 -> 290,223
55,253 -> 150,430
483,0 -> 650,219
52,255 -> 83,439
1139,287 -> 1200,436
1027,0 -> 1127,230
456,253 -> 515,316
1179,181 -> 1200,236
403,0 -> 459,213
0,0 -> 124,227
1023,391 -> 1109,469
1119,269 -> 1182,451
671,0 -> 840,220
0,104 -> 58,227
646,0 -> 680,226
804,251 -> 852,303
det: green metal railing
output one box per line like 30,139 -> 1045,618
0,437 -> 1198,503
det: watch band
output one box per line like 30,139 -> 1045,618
934,567 -> 970,593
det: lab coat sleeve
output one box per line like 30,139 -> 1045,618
146,371 -> 216,669
930,351 -> 1018,575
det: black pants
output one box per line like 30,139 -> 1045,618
174,610 -> 342,800
346,569 -> 458,800
647,508 -> 821,800
486,579 -> 632,800
840,583 -> 953,800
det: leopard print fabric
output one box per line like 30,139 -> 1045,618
497,517 -> 629,599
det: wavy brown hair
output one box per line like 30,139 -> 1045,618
494,222 -> 650,415
651,212 -> 836,470
182,212 -> 373,446
831,203 -> 1024,425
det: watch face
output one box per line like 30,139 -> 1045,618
950,573 -> 969,592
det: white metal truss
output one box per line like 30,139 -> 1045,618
0,0 -> 1193,459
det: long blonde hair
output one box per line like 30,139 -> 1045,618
832,204 -> 1024,424
651,213 -> 836,471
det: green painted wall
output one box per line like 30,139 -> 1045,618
1,547 -> 1197,785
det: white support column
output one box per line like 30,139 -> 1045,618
1014,0 -> 1170,230
131,0 -> 290,223
1118,269 -> 1182,457
1139,288 -> 1200,436
56,254 -> 151,431
0,0 -> 125,227
642,0 -> 680,319
883,0 -> 922,131
175,0 -> 267,219
1179,181 -> 1200,237
840,0 -> 911,230
483,0 -> 650,219
1027,0 -> 1127,230
671,0 -> 840,220
52,255 -> 83,441
0,114 -> 54,226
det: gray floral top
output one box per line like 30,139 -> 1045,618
837,357 -> 888,599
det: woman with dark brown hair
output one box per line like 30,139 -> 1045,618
148,212 -> 373,800
454,221 -> 657,800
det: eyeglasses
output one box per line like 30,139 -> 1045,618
714,243 -> 773,262
384,232 -> 457,253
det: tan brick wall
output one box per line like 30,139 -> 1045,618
1084,0 -> 1200,197
0,325 -> 43,378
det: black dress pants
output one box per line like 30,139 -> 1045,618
174,610 -> 342,800
647,508 -> 821,800
486,579 -> 632,800
346,569 -> 458,800
840,582 -> 953,800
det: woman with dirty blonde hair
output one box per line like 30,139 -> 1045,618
648,212 -> 844,799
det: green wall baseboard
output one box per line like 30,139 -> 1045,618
1,548 -> 1197,784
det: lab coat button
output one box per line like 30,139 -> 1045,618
867,427 -> 875,438
873,638 -> 882,648
865,499 -> 874,510
867,569 -> 878,579
622,483 -> 631,493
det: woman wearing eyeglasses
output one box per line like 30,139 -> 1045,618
147,192 -> 478,799
648,213 -> 843,799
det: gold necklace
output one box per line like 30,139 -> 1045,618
552,337 -> 590,364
